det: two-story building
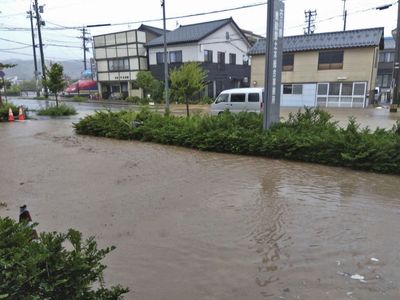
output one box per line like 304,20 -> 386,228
249,27 -> 384,108
376,37 -> 395,102
93,25 -> 165,99
146,18 -> 252,98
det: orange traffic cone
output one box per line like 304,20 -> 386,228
18,106 -> 25,121
8,108 -> 14,122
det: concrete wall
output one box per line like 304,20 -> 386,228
251,47 -> 378,91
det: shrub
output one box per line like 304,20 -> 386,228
72,95 -> 87,102
125,96 -> 142,104
0,217 -> 129,299
74,108 -> 400,174
0,103 -> 20,121
37,104 -> 77,116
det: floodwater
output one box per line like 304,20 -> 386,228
1,117 -> 400,300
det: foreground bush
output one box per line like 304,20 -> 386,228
0,217 -> 129,299
74,108 -> 400,174
0,103 -> 20,121
37,103 -> 77,116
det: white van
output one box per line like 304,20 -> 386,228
210,88 -> 264,115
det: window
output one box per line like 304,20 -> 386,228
243,55 -> 249,66
230,93 -> 245,102
329,83 -> 341,95
204,50 -> 213,62
248,93 -> 260,102
354,83 -> 366,95
379,52 -> 385,62
108,58 -> 129,71
318,50 -> 344,70
341,83 -> 353,96
283,84 -> 303,95
169,51 -> 182,63
218,52 -> 225,71
215,93 -> 229,103
156,52 -> 164,64
283,84 -> 292,94
229,53 -> 236,65
283,53 -> 294,71
386,52 -> 395,63
225,32 -> 230,40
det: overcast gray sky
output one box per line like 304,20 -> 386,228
0,0 -> 397,61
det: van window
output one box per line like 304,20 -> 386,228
248,93 -> 260,102
231,93 -> 246,102
215,93 -> 229,103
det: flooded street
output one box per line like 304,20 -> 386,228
1,116 -> 400,299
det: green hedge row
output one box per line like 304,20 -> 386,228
74,108 -> 400,174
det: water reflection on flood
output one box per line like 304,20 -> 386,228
243,162 -> 400,298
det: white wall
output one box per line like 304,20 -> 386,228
280,84 -> 317,107
148,22 -> 250,65
199,23 -> 250,64
148,44 -> 199,65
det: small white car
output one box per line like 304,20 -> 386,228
210,88 -> 264,115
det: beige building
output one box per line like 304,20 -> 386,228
249,28 -> 384,108
93,25 -> 165,99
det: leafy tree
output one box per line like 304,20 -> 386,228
170,62 -> 207,117
43,63 -> 66,107
0,63 -> 16,104
136,71 -> 163,102
0,217 -> 129,299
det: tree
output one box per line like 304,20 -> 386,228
43,63 -> 66,107
0,63 -> 16,104
136,71 -> 163,102
0,217 -> 129,299
170,62 -> 207,117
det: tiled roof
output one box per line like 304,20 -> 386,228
146,18 -> 232,47
138,24 -> 168,37
249,27 -> 384,55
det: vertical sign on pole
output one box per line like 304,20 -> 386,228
263,0 -> 285,130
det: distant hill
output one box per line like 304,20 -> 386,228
1,59 -> 84,81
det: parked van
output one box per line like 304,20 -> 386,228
210,88 -> 264,115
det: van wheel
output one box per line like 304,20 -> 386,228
218,111 -> 224,116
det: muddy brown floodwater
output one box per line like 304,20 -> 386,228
1,117 -> 400,300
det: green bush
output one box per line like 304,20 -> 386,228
74,108 -> 400,174
125,96 -> 142,104
72,95 -> 87,102
0,103 -> 20,121
37,104 -> 77,116
0,217 -> 128,299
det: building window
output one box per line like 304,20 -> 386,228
169,51 -> 182,63
108,58 -> 129,71
318,50 -> 344,70
243,55 -> 249,66
229,53 -> 236,65
204,50 -> 213,62
376,74 -> 392,88
218,52 -> 225,71
283,84 -> 303,94
156,52 -> 164,64
283,53 -> 294,71
230,93 -> 245,102
379,52 -> 395,63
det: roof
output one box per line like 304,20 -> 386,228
138,24 -> 168,37
146,18 -> 249,47
384,37 -> 395,49
249,27 -> 385,55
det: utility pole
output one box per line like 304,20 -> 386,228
304,10 -> 317,35
342,0 -> 347,31
161,0 -> 169,112
80,27 -> 90,70
392,0 -> 400,112
33,0 -> 48,98
28,9 -> 40,97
